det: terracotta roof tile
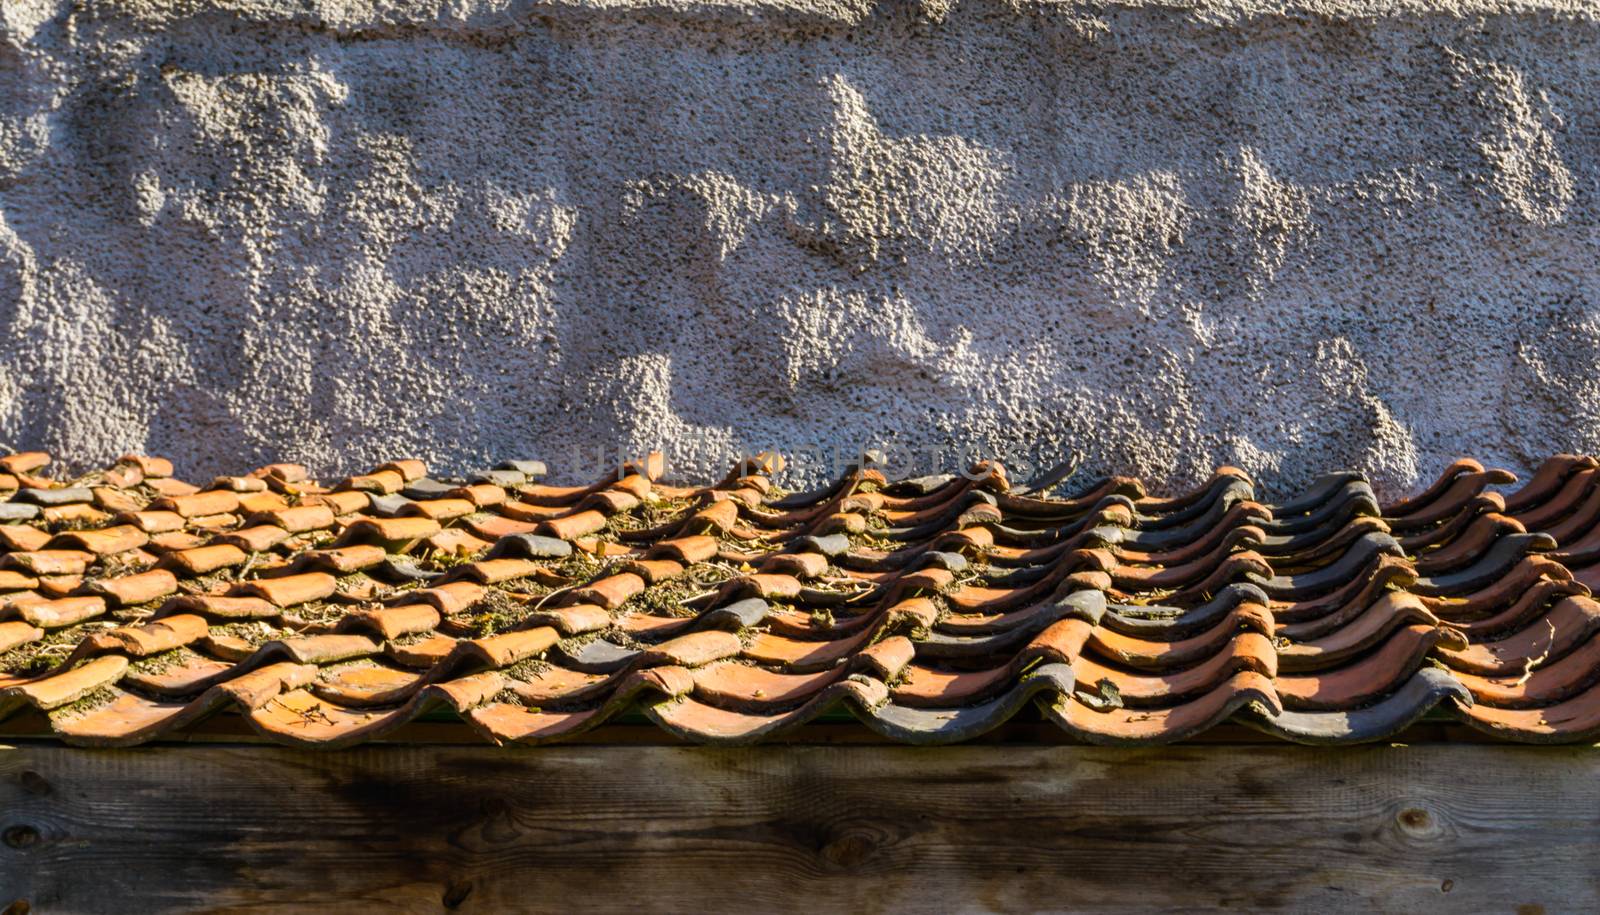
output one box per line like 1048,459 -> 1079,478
6,449 -> 1600,745
84,569 -> 179,608
230,571 -> 338,607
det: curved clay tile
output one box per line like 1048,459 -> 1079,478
1134,477 -> 1255,531
1251,532 -> 1405,601
1086,604 -> 1273,672
1258,481 -> 1378,538
1381,461 -> 1483,517
1040,670 -> 1281,745
1150,552 -> 1275,608
1451,633 -> 1600,708
1414,512 -> 1527,574
1541,481 -> 1600,546
647,675 -> 888,746
1252,514 -> 1387,564
1275,593 -> 1440,669
8,450 -> 1600,747
1415,555 -> 1578,618
990,501 -> 1134,548
1112,530 -> 1265,590
996,476 -> 1143,518
1135,468 -> 1253,516
1502,454 -> 1599,514
1245,668 -> 1471,745
1458,674 -> 1600,744
1272,470 -> 1368,519
1383,469 -> 1518,533
1552,522 -> 1600,568
1435,596 -> 1600,676
1272,555 -> 1417,623
1510,467 -> 1599,532
1100,584 -> 1270,640
1273,624 -> 1460,710
1121,517 -> 1267,571
1070,632 -> 1277,707
863,664 -> 1076,746
1448,577 -> 1591,636
1409,532 -> 1557,597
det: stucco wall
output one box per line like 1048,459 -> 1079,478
1,0 -> 1598,495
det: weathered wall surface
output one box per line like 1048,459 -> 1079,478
1,0 -> 1598,495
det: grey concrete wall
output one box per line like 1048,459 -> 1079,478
1,0 -> 1598,496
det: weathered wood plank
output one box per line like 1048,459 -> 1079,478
0,742 -> 1588,913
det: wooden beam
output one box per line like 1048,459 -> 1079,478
0,742 -> 1588,912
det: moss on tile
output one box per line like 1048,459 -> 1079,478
50,685 -> 121,721
0,622 -> 97,677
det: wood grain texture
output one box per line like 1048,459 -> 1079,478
0,741 -> 1587,913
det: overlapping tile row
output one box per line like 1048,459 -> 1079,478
1399,454 -> 1600,743
3,448 -> 1600,746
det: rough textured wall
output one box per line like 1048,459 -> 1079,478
1,0 -> 1598,495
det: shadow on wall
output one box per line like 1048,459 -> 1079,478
0,0 -> 1596,496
